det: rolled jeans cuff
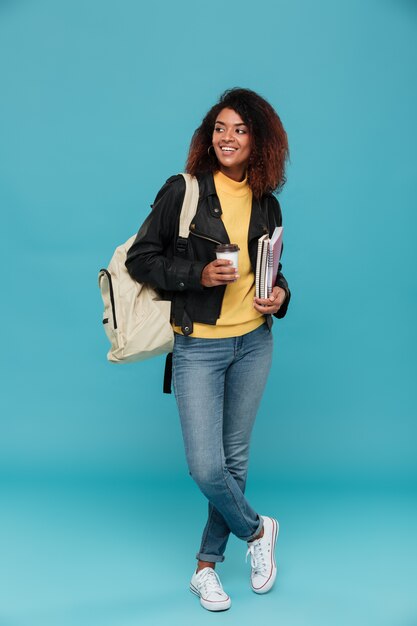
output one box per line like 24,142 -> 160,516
196,552 -> 225,563
244,515 -> 264,543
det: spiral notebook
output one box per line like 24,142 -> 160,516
255,227 -> 283,298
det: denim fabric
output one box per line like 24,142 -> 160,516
172,323 -> 273,563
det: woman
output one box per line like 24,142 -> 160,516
125,88 -> 290,611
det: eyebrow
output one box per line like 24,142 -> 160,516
215,119 -> 248,127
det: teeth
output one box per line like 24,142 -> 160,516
221,147 -> 236,152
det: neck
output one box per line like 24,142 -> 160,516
219,165 -> 247,182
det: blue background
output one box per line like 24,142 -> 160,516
1,1 -> 416,624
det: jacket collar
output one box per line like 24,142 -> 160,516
196,171 -> 270,243
197,171 -> 217,197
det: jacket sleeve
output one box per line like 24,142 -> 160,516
125,175 -> 206,292
270,196 -> 291,319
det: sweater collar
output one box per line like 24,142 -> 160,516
213,170 -> 250,197
198,170 -> 248,198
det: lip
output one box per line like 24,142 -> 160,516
218,146 -> 238,156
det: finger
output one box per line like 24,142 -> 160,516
272,287 -> 285,301
213,259 -> 234,266
213,277 -> 238,286
255,295 -> 282,305
269,288 -> 283,302
254,297 -> 271,305
215,266 -> 238,275
253,300 -> 280,311
253,302 -> 277,313
212,270 -> 238,280
216,274 -> 239,282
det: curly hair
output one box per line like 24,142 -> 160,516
185,88 -> 289,198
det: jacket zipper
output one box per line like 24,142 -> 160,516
189,230 -> 224,246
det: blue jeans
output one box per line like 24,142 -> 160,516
172,322 -> 273,563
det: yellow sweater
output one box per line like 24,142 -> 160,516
174,170 -> 264,338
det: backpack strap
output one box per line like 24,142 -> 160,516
176,173 -> 199,336
176,173 -> 199,253
163,352 -> 173,394
164,173 -> 200,394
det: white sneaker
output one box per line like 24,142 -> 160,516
190,567 -> 231,611
246,515 -> 279,594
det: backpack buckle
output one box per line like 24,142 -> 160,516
176,237 -> 188,254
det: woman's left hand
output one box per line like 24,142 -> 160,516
253,286 -> 287,315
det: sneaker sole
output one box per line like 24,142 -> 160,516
251,517 -> 279,594
190,583 -> 231,611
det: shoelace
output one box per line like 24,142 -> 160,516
197,568 -> 224,597
246,539 -> 268,576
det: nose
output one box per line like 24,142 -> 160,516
224,127 -> 234,142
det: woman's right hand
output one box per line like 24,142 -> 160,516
201,259 -> 239,287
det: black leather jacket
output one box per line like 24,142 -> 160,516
125,172 -> 291,335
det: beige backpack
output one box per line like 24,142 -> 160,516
98,173 -> 199,363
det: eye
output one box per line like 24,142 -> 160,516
236,128 -> 247,134
214,126 -> 224,133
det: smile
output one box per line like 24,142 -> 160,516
220,147 -> 237,152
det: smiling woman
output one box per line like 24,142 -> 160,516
125,88 -> 291,612
186,87 -> 289,199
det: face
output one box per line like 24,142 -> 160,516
212,107 -> 251,181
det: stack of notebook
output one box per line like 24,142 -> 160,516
255,227 -> 283,298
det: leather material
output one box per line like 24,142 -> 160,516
125,172 -> 291,329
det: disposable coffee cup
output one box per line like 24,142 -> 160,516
215,243 -> 240,270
